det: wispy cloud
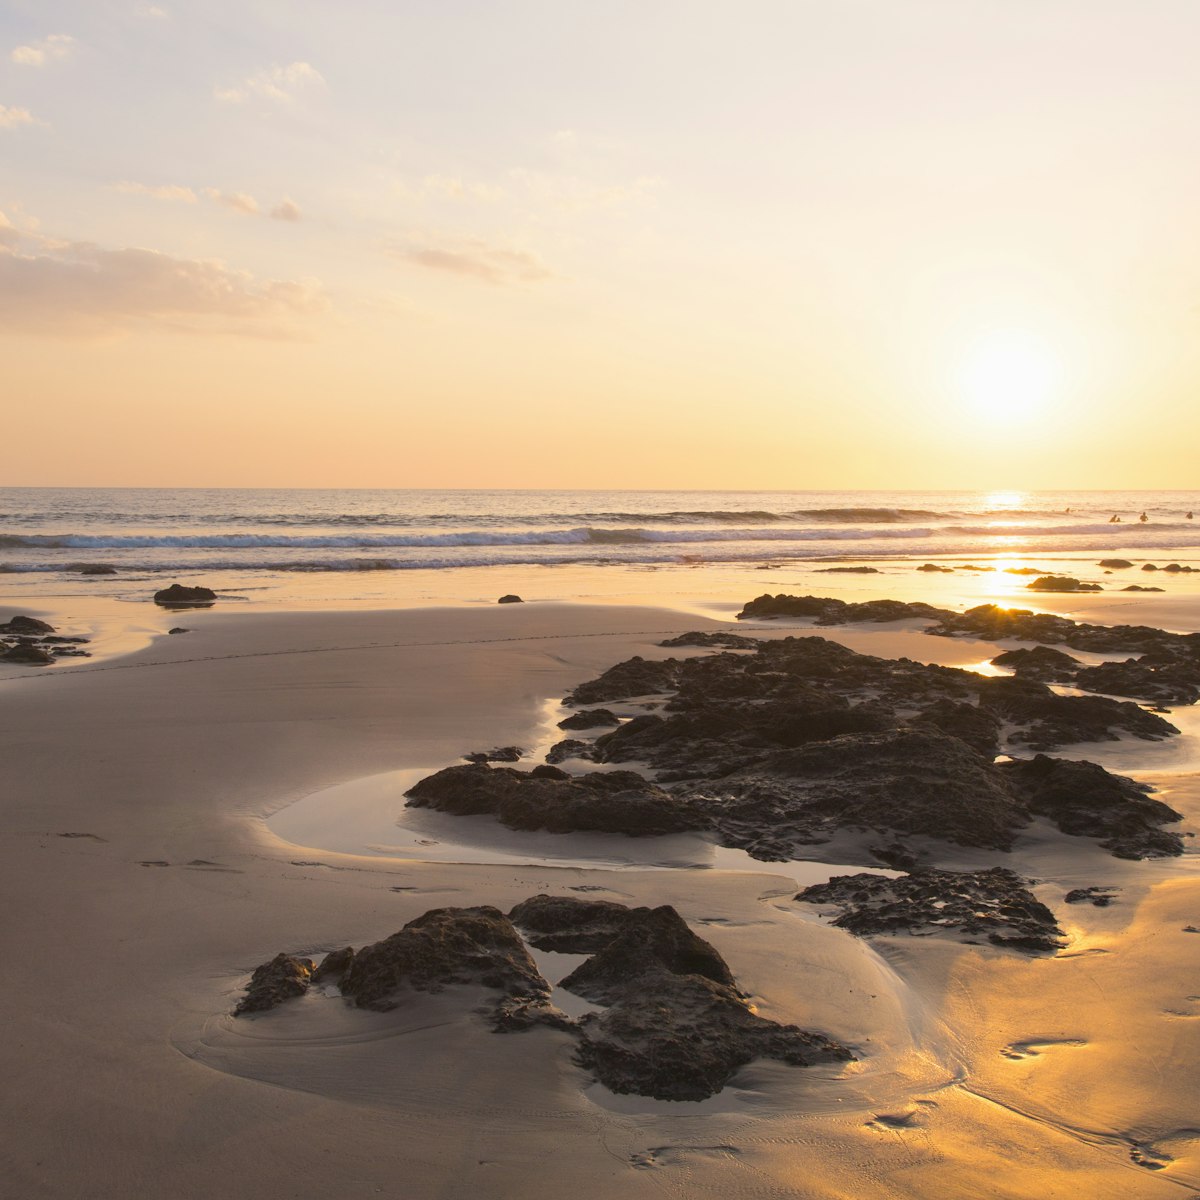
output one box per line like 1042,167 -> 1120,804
270,198 -> 302,222
0,222 -> 327,338
0,105 -> 38,129
214,61 -> 325,104
113,181 -> 198,202
204,188 -> 259,215
10,34 -> 76,67
134,4 -> 169,17
387,237 -> 553,285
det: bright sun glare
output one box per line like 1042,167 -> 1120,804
959,332 -> 1061,418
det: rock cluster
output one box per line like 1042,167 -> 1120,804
797,868 -> 1063,953
1025,576 -> 1103,593
408,632 -> 1183,864
0,615 -> 91,664
234,901 -> 853,1101
737,594 -> 1200,707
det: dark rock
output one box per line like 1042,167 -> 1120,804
0,614 -> 54,635
339,906 -> 549,1013
1122,585 -> 1165,592
1,643 -> 54,664
312,946 -> 356,982
917,563 -> 954,572
557,708 -> 620,731
658,631 -> 762,649
797,868 -> 1063,953
559,905 -> 737,1002
1162,563 -> 1197,573
1064,887 -> 1120,907
529,764 -> 569,780
544,738 -> 595,764
913,699 -> 1002,757
815,566 -> 880,574
574,973 -> 852,1101
235,952 -> 315,1015
509,894 -> 637,952
1142,563 -> 1159,572
498,594 -> 524,604
561,905 -> 852,1100
167,627 -> 189,635
405,763 -> 703,836
565,655 -> 684,705
991,646 -> 1081,680
74,564 -> 118,575
464,746 -> 523,764
998,755 -> 1183,858
736,594 -> 943,625
1098,560 -> 1134,569
153,584 -> 216,606
1026,576 -> 1102,593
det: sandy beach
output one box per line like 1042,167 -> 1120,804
1,589 -> 1197,1199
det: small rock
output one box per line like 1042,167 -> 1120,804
498,594 -> 523,604
153,584 -> 217,606
235,953 -> 314,1015
1026,576 -> 1102,593
557,708 -> 620,731
1098,559 -> 1134,569
464,746 -> 523,763
167,627 -> 190,635
0,615 -> 54,635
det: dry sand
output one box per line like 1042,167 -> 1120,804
2,599 -> 1198,1198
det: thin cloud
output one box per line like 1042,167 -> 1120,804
10,34 -> 76,67
215,61 -> 325,104
113,181 -> 198,203
388,237 -> 553,285
204,188 -> 259,215
135,4 -> 169,17
269,198 -> 302,222
0,226 -> 327,338
0,105 -> 38,129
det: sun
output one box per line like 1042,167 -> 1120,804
958,331 -> 1061,417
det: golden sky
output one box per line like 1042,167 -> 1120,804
3,1 -> 1199,488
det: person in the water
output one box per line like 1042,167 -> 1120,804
1110,514 -> 1121,523
1139,512 -> 1148,523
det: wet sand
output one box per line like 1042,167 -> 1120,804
2,596 -> 1198,1198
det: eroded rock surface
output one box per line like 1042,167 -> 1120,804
235,953 -> 315,1015
509,893 -> 638,952
797,868 -> 1063,953
557,708 -> 620,731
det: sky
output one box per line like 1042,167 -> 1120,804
3,0 -> 1200,489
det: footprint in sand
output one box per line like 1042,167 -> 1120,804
867,1109 -> 926,1132
1000,1038 -> 1086,1060
630,1145 -> 741,1170
1130,1129 -> 1200,1171
57,832 -> 107,841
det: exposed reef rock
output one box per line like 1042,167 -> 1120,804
1099,559 -> 1135,569
509,894 -> 639,953
1064,886 -> 1120,907
797,868 -> 1063,953
340,906 -> 549,1014
465,746 -> 523,763
998,755 -> 1183,858
559,904 -> 852,1100
233,901 -> 850,1101
153,584 -> 216,606
497,594 -> 524,604
557,708 -> 620,731
815,566 -> 880,573
0,615 -> 92,664
235,953 -> 315,1015
991,646 -> 1082,680
658,631 -> 762,649
1026,576 -> 1102,593
406,763 -> 702,835
566,656 -> 684,705
735,594 -> 1200,708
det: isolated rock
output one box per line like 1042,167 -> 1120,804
167,627 -> 189,635
1099,559 -> 1134,569
339,906 -> 549,1013
153,584 -> 216,606
1122,585 -> 1164,592
797,868 -> 1063,953
75,564 -> 117,575
498,594 -> 523,604
235,953 -> 315,1015
1064,887 -> 1120,907
815,566 -> 880,573
917,563 -> 954,572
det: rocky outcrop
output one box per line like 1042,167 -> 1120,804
1026,576 -> 1102,592
557,708 -> 620,731
1064,887 -> 1120,907
235,953 -> 315,1015
566,656 -> 684,705
509,894 -> 639,952
561,905 -> 853,1100
2,642 -> 55,664
312,946 -> 356,982
815,566 -> 880,573
405,763 -> 703,836
153,584 -> 216,606
998,755 -> 1183,858
498,594 -> 524,603
797,868 -> 1063,953
0,615 -> 54,635
658,631 -> 761,649
465,746 -> 523,763
340,906 -> 549,1013
1,615 -> 92,664
1099,559 -> 1134,569
991,646 -> 1081,680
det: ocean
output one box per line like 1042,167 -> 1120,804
3,487 -> 1200,608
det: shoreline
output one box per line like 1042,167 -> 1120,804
2,595 -> 1198,1196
